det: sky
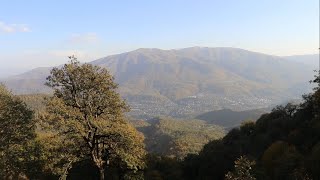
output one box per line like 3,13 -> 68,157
0,0 -> 319,72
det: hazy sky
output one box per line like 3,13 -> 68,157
0,0 -> 319,69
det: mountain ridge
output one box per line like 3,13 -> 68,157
1,47 -> 316,117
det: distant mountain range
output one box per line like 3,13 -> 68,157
0,67 -> 30,78
284,54 -> 319,67
1,47 -> 317,118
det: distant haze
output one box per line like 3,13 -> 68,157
0,1 -> 318,69
283,54 -> 319,68
0,67 -> 29,78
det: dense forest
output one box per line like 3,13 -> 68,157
132,117 -> 224,159
1,58 -> 320,180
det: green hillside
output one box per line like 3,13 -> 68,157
196,108 -> 268,129
131,117 -> 225,159
2,48 -> 314,115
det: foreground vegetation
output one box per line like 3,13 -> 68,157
156,74 -> 320,180
0,57 -> 319,179
133,117 -> 225,159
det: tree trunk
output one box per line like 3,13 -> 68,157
99,167 -> 105,180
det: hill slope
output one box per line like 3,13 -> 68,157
284,54 -> 319,67
196,108 -> 268,129
131,117 -> 225,159
1,47 -> 315,117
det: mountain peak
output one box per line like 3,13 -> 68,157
2,47 -> 314,109
133,48 -> 164,53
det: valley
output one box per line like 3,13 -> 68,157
126,94 -> 271,119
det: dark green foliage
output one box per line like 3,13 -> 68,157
0,84 -> 40,179
51,158 -> 144,180
144,154 -> 183,180
307,143 -> 320,178
135,117 -> 225,159
182,75 -> 320,180
196,109 -> 267,129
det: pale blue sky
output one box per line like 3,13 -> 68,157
0,0 -> 319,69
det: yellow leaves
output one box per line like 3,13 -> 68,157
225,156 -> 256,180
42,59 -> 147,176
101,121 -> 146,170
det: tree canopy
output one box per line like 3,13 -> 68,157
181,74 -> 320,180
43,57 -> 146,180
0,84 -> 37,179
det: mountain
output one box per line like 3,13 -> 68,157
195,108 -> 268,129
284,54 -> 319,68
2,67 -> 52,94
92,47 -> 313,99
1,47 -> 315,118
0,67 -> 30,78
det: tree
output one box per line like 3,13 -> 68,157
225,156 -> 256,180
0,84 -> 36,179
44,56 -> 145,180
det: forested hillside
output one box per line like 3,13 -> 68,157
18,94 -> 47,112
17,93 -> 226,159
182,102 -> 319,179
1,0 -> 318,179
2,48 -> 315,119
196,108 -> 268,129
132,117 -> 225,159
1,59 -> 319,180
147,74 -> 320,180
